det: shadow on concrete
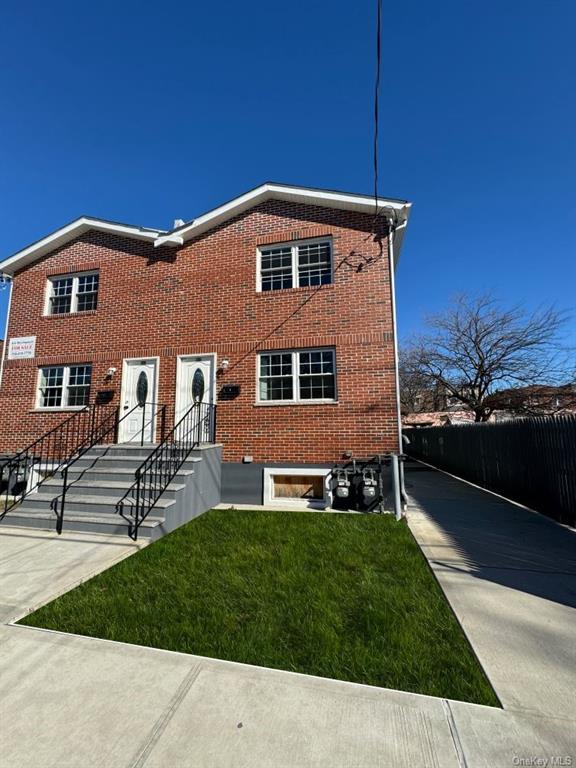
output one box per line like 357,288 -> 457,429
405,462 -> 576,610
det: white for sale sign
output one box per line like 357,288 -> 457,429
8,336 -> 36,359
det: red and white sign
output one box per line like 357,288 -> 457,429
8,336 -> 36,359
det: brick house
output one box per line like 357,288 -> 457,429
0,183 -> 411,514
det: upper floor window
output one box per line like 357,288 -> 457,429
37,364 -> 92,409
258,348 -> 336,403
46,271 -> 99,315
257,238 -> 332,292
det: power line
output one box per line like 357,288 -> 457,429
372,0 -> 382,224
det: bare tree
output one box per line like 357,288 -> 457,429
403,294 -> 574,422
399,349 -> 447,414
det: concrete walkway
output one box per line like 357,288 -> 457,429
405,463 -> 576,722
1,484 -> 575,767
0,526 -> 142,623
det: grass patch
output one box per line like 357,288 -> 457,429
19,509 -> 499,705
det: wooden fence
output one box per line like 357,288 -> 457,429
405,415 -> 576,526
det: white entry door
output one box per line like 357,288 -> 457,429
119,358 -> 159,443
175,355 -> 215,441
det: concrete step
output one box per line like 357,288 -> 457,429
70,454 -> 201,471
23,493 -> 177,516
3,442 -> 221,540
87,444 -> 160,458
35,478 -> 187,499
61,466 -> 196,485
5,508 -> 162,538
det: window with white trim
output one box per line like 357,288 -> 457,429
47,272 -> 99,315
258,238 -> 332,291
258,349 -> 336,402
38,365 -> 92,408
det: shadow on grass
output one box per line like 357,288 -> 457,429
19,509 -> 500,706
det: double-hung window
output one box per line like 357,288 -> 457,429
38,365 -> 92,408
258,238 -> 332,292
258,349 -> 336,403
47,272 -> 99,315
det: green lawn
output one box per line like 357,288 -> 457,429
19,509 -> 499,705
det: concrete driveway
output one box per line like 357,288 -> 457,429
405,463 -> 576,721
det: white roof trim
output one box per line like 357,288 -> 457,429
1,183 -> 412,275
155,183 -> 411,248
0,217 -> 163,276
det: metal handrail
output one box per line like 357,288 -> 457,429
0,404 -> 116,523
51,402 -> 168,534
116,401 -> 216,540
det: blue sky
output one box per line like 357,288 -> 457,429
1,0 -> 574,342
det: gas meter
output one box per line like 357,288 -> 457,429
360,468 -> 378,504
334,468 -> 351,499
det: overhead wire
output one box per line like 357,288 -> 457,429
373,0 -> 382,222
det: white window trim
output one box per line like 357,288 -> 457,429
256,237 -> 333,292
44,270 -> 99,316
256,348 -> 337,405
263,467 -> 333,509
35,364 -> 92,410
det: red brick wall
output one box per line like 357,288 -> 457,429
0,200 -> 400,462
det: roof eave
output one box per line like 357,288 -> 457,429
154,183 -> 412,255
0,217 -> 164,276
1,183 -> 412,274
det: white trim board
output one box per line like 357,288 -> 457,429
155,183 -> 411,257
1,183 -> 412,276
0,218 -> 163,276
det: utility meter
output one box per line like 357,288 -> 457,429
334,469 -> 351,498
361,468 -> 378,503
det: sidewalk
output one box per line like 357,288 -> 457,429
405,462 -> 576,721
1,494 -> 575,767
0,525 -> 141,623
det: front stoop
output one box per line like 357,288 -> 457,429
6,443 -> 222,540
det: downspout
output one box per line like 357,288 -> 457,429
387,221 -> 405,455
0,277 -> 13,388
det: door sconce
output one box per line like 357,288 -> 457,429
219,358 -> 230,372
106,367 -> 117,379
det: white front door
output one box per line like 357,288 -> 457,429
175,355 -> 215,441
119,358 -> 159,443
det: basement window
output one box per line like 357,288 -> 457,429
257,238 -> 332,292
37,365 -> 92,409
46,271 -> 99,315
263,468 -> 331,508
273,474 -> 324,500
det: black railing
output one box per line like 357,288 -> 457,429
116,401 -> 216,540
0,404 -> 118,524
51,402 -> 167,534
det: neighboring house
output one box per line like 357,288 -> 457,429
485,384 -> 576,419
0,182 -> 411,512
402,410 -> 476,428
402,383 -> 576,428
